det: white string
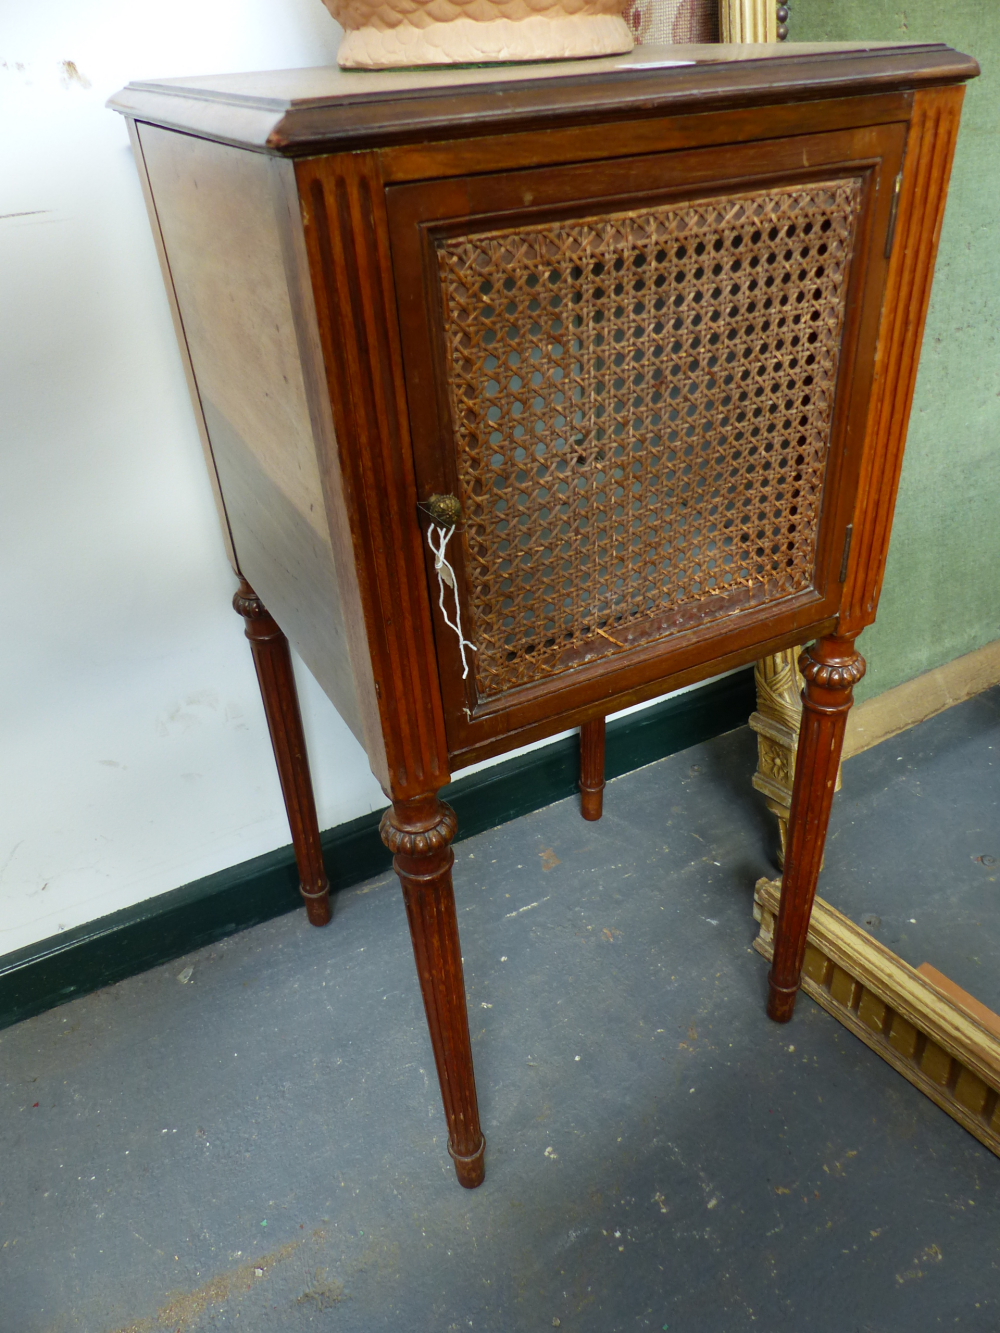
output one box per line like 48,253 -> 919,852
426,523 -> 477,680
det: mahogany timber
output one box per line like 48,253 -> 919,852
128,121 -> 361,925
378,90 -> 915,183
299,151 -> 451,800
379,795 -> 485,1187
112,44 -> 978,1188
383,120 -> 901,764
767,636 -> 865,1021
135,125 -> 371,751
580,719 -> 607,821
233,580 -> 332,926
125,119 -> 238,569
840,85 -> 967,632
109,44 -> 976,156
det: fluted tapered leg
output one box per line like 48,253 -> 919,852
381,794 -> 485,1188
233,579 -> 331,926
768,635 -> 866,1022
580,717 -> 606,821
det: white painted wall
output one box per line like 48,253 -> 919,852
1,0 -> 697,959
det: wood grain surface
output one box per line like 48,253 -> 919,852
579,718 -> 607,821
108,43 -> 977,156
380,795 -> 486,1186
386,117 -> 902,765
296,152 -> 452,799
767,636 -> 866,1020
233,581 -> 332,927
136,125 -> 367,742
121,44 -> 977,1183
841,84 -> 967,634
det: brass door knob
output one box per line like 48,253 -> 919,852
422,493 -> 462,526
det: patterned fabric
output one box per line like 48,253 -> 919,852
623,0 -> 718,45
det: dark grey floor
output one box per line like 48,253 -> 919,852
821,687 -> 1000,1013
3,704 -> 999,1333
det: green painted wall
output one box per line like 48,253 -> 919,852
792,1 -> 1000,700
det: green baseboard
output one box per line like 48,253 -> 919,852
0,668 -> 755,1032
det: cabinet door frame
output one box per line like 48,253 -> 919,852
387,119 -> 906,766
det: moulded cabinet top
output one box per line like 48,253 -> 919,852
109,42 -> 978,157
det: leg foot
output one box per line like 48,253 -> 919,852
766,982 -> 800,1024
234,579 -> 331,926
767,636 -> 865,1021
579,717 -> 606,821
449,1135 -> 487,1189
381,794 -> 486,1187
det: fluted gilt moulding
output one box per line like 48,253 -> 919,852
720,0 -> 781,44
754,878 -> 1000,1159
624,2 -> 784,57
750,648 -> 842,868
325,0 -> 634,69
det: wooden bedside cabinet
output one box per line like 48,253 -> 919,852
111,41 -> 977,1187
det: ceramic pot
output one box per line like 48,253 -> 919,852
324,0 -> 634,70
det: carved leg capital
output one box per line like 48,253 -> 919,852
381,794 -> 485,1188
232,579 -> 270,629
797,638 -> 867,700
379,795 -> 458,860
767,635 -> 865,1022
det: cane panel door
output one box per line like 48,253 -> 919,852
388,121 -> 906,763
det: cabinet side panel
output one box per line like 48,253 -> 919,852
127,119 -> 238,570
841,84 -> 966,632
136,123 -> 367,747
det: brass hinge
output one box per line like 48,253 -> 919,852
884,172 -> 903,259
839,523 -> 854,584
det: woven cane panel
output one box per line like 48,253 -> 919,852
436,178 -> 862,697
